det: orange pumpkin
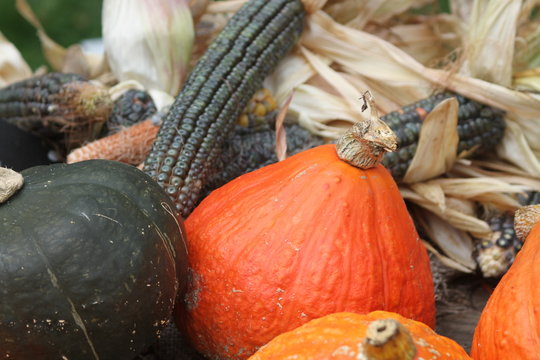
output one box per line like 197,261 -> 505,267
471,204 -> 540,359
249,311 -> 471,360
178,119 -> 435,359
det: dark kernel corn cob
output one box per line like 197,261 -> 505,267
105,89 -> 157,134
381,92 -> 506,182
476,191 -> 540,277
204,87 -> 323,199
143,0 -> 305,218
204,122 -> 325,198
0,72 -> 112,153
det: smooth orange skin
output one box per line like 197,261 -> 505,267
471,221 -> 540,359
249,311 -> 471,360
179,144 -> 435,360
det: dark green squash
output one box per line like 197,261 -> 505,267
0,160 -> 187,359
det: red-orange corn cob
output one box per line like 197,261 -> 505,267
66,119 -> 159,165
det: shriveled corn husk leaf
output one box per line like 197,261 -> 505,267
409,182 -> 446,212
450,160 -> 540,193
15,0 -> 107,78
264,53 -> 319,105
371,0 -> 433,24
15,0 -> 66,71
298,9 -> 540,119
301,11 -> 433,106
422,240 -> 475,274
275,92 -> 295,161
288,85 -> 361,139
403,97 -> 459,183
459,0 -> 521,86
299,47 -> 364,116
377,15 -> 463,66
0,32 -> 32,86
515,25 -> 540,71
415,208 -> 477,272
103,0 -> 194,99
513,68 -> 540,92
400,186 -> 492,237
496,120 -> 540,177
450,0 -> 474,23
425,177 -> 526,211
322,0 -> 374,28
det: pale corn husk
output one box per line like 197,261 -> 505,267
414,208 -> 477,272
402,97 -> 459,183
458,0 -> 521,86
375,15 -> 463,66
0,32 -> 32,86
513,69 -> 540,91
275,92 -> 295,161
102,0 -> 194,104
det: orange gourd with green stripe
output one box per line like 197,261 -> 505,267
178,116 -> 436,360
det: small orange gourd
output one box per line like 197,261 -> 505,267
249,311 -> 471,360
178,112 -> 435,359
471,204 -> 540,359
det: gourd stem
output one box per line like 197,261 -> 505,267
335,94 -> 397,170
515,204 -> 540,242
363,319 -> 417,360
0,167 -> 24,203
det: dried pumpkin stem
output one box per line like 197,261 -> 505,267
336,93 -> 397,169
514,204 -> 540,242
0,167 -> 24,203
363,319 -> 416,360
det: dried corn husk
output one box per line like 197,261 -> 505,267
459,0 -> 521,86
102,0 -> 194,109
403,97 -> 459,183
415,208 -> 477,272
0,32 -> 32,86
15,0 -> 107,78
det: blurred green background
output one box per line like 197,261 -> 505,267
0,0 -> 102,70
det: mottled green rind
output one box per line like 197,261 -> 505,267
0,160 -> 188,359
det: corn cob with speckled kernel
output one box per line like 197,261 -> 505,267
381,92 -> 506,182
142,0 -> 305,218
0,72 -> 112,154
203,90 -> 325,197
476,191 -> 540,277
104,89 -> 157,135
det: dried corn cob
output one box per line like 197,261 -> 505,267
381,92 -> 506,182
0,73 -> 112,154
142,0 -> 305,218
105,89 -> 157,134
476,191 -> 540,277
204,122 -> 324,197
66,118 -> 161,165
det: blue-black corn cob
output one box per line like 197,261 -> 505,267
105,89 -> 157,135
142,0 -> 306,218
381,92 -> 506,182
0,72 -> 112,154
476,191 -> 540,277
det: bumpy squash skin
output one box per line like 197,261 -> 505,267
180,144 -> 435,360
249,311 -> 471,359
0,160 -> 188,359
471,221 -> 540,359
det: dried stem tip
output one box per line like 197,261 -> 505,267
363,319 -> 416,360
0,167 -> 24,203
336,93 -> 397,169
515,204 -> 540,242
